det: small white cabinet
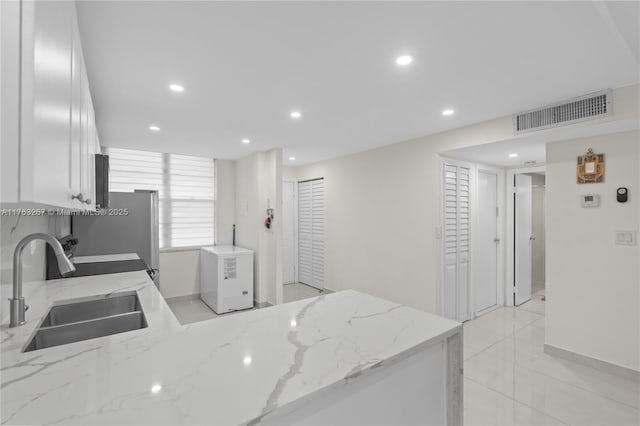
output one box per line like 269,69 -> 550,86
0,0 -> 99,210
200,246 -> 254,314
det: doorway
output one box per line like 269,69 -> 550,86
508,167 -> 546,306
474,169 -> 501,314
297,178 -> 325,290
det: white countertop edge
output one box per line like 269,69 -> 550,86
245,322 -> 463,425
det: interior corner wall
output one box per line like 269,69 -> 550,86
235,149 -> 282,305
545,131 -> 639,372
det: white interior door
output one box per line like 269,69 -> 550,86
475,171 -> 499,313
442,163 -> 470,322
298,178 -> 325,290
282,181 -> 296,284
514,174 -> 533,305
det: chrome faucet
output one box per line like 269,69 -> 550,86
9,233 -> 76,327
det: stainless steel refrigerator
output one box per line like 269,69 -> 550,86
72,190 -> 160,287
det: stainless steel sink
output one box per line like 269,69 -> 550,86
41,293 -> 142,326
24,292 -> 148,352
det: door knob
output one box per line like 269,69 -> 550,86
529,235 -> 536,241
494,237 -> 500,243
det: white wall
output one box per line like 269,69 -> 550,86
235,149 -> 282,305
1,215 -> 70,286
545,131 -> 639,372
159,250 -> 199,299
282,166 -> 298,181
215,159 -> 236,245
293,84 -> 639,314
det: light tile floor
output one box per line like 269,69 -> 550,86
167,283 -> 329,325
464,290 -> 640,425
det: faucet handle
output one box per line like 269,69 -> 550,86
24,304 -> 29,312
72,193 -> 85,203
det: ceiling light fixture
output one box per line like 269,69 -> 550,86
509,153 -> 519,158
151,384 -> 162,394
290,111 -> 302,119
395,55 -> 413,66
169,84 -> 184,92
243,356 -> 252,366
442,109 -> 455,116
149,125 -> 160,131
241,139 -> 251,144
289,156 -> 296,161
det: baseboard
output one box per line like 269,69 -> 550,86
164,293 -> 200,304
255,300 -> 272,309
544,343 -> 640,382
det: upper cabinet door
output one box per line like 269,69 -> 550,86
70,20 -> 83,200
1,0 -> 21,204
20,0 -> 75,207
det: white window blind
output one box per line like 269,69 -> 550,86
107,148 -> 215,249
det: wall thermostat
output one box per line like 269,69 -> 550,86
581,194 -> 600,207
617,187 -> 628,203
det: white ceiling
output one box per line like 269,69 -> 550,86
76,1 -> 639,166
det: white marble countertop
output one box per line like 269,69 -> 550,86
0,271 -> 461,425
72,253 -> 140,264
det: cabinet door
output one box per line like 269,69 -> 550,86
70,22 -> 83,201
20,0 -> 74,207
1,0 -> 21,204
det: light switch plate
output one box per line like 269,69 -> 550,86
615,230 -> 637,246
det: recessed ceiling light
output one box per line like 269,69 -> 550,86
149,125 -> 160,131
169,84 -> 184,92
151,384 -> 162,394
395,55 -> 413,66
243,356 -> 252,366
289,156 -> 296,161
241,139 -> 251,144
442,109 -> 455,116
290,111 -> 302,119
509,153 -> 519,158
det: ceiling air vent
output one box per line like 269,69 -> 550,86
514,89 -> 612,134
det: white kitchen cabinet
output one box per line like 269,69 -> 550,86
0,0 -> 99,210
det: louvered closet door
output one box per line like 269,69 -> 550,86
443,163 -> 470,321
298,178 -> 325,289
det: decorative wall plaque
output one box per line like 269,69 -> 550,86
577,148 -> 604,184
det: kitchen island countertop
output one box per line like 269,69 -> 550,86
1,271 -> 461,425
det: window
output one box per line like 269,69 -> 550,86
107,147 -> 215,249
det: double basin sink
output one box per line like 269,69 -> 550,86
24,291 -> 148,352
